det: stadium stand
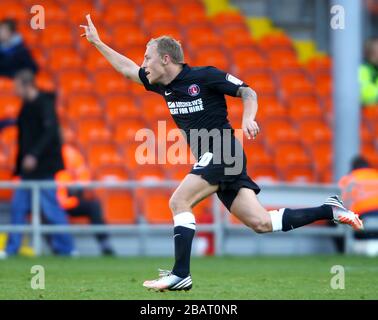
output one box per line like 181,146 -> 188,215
0,0 -> 377,227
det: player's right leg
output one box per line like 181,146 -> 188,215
143,173 -> 218,292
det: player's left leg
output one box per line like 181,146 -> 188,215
229,188 -> 363,233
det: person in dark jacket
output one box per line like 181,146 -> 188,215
0,18 -> 38,78
0,69 -> 75,258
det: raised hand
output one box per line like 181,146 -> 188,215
80,14 -> 101,45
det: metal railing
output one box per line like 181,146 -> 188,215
0,180 -> 372,256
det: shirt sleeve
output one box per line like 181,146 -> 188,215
204,66 -> 248,97
138,67 -> 163,95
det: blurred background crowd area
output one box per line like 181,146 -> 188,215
0,0 -> 378,188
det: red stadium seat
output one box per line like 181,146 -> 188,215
85,50 -> 113,72
278,72 -> 314,98
98,190 -> 136,224
310,143 -> 333,173
185,25 -> 222,49
176,2 -> 208,26
306,56 -> 332,73
256,96 -> 287,122
244,142 -> 273,167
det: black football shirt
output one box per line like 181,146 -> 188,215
138,64 -> 248,157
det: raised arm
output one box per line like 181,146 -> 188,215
80,14 -> 142,84
236,86 -> 260,140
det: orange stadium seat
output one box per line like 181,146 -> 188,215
314,74 -> 332,99
0,95 -> 21,118
298,120 -> 332,145
232,49 -> 268,73
288,96 -> 323,121
99,190 -> 136,224
66,94 -> 102,120
41,23 -> 74,48
270,55 -> 301,72
141,191 -> 173,224
244,142 -> 272,166
263,120 -> 300,146
94,71 -> 130,96
259,33 -> 293,51
242,72 -> 277,96
185,25 -> 222,49
104,95 -> 140,121
248,164 -> 278,182
168,164 -> 193,180
58,71 -> 93,95
122,45 -> 146,66
111,24 -> 148,49
279,72 -> 314,98
256,96 -> 287,122
114,119 -> 148,143
87,143 -> 122,168
139,95 -> 170,120
281,166 -> 316,183
61,125 -> 76,145
149,25 -> 182,41
0,2 -> 28,22
30,48 -> 47,69
67,2 -> 102,25
0,127 -> 17,150
218,25 -> 255,50
36,71 -> 55,91
306,56 -> 332,73
274,143 -> 311,171
48,48 -> 82,72
176,2 -> 208,26
95,165 -> 129,181
123,141 -> 156,170
0,167 -> 13,201
134,165 -> 166,181
0,77 -> 13,93
311,143 -> 332,173
192,48 -> 229,70
102,2 -> 138,25
142,3 -> 176,28
85,50 -> 113,72
18,24 -> 41,47
212,11 -> 247,28
78,124 -> 112,145
360,124 -> 374,144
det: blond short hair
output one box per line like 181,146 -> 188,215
147,36 -> 184,64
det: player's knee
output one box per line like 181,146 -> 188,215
246,216 -> 270,233
169,194 -> 190,213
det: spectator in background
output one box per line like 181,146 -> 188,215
0,19 -> 38,78
338,156 -> 378,256
359,38 -> 378,105
0,69 -> 75,258
56,144 -> 114,255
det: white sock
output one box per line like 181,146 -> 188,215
269,208 -> 285,232
173,211 -> 196,230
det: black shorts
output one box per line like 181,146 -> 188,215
189,134 -> 260,211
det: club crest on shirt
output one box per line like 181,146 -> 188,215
188,84 -> 200,97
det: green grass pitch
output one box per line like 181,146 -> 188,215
0,255 -> 377,300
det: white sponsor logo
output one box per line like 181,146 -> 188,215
165,91 -> 172,96
226,74 -> 243,86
